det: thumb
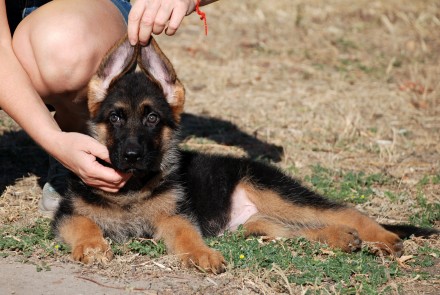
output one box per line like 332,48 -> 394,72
85,137 -> 111,163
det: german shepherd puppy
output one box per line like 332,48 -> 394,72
53,36 -> 438,274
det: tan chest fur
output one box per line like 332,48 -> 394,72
72,187 -> 182,242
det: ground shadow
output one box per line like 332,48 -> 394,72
0,113 -> 283,193
180,113 -> 284,161
0,129 -> 48,193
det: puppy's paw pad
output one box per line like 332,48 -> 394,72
370,233 -> 403,257
183,248 -> 226,274
72,239 -> 113,264
322,225 -> 362,253
344,230 -> 363,252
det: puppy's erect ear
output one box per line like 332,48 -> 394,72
88,36 -> 137,116
138,38 -> 185,121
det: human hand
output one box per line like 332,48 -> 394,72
127,0 -> 198,45
51,132 -> 131,192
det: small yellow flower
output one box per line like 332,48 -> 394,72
239,254 -> 245,259
54,244 -> 60,250
360,195 -> 365,199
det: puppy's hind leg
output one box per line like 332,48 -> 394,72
326,208 -> 403,256
243,214 -> 362,252
237,181 -> 402,255
242,213 -> 295,238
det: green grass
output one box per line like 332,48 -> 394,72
405,173 -> 440,227
208,230 -> 403,294
332,38 -> 358,52
304,165 -> 388,204
336,58 -> 377,75
304,167 -> 439,228
417,173 -> 440,187
116,239 -> 167,258
409,194 -> 440,227
0,219 -> 68,258
209,231 -> 438,294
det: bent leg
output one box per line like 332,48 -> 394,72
155,214 -> 226,274
12,0 -> 127,132
57,215 -> 113,264
243,213 -> 294,237
243,213 -> 362,252
239,182 -> 403,255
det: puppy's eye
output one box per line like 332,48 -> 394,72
109,113 -> 121,124
145,113 -> 159,125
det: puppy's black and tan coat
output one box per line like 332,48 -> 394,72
53,37 -> 438,273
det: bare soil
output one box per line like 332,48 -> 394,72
1,0 -> 439,294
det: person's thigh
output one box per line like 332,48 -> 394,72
12,0 -> 128,103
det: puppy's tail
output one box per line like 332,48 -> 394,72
381,224 -> 439,239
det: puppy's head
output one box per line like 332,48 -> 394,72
87,36 -> 185,175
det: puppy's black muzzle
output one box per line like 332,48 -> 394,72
113,138 -> 148,173
123,142 -> 142,164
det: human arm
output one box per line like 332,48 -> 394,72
0,2 -> 129,192
127,0 -> 219,45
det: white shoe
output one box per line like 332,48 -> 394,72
38,158 -> 68,218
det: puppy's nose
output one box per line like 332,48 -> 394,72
124,147 -> 142,163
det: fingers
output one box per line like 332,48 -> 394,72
165,4 -> 187,36
127,0 -> 197,45
81,166 -> 130,192
86,136 -> 111,164
80,153 -> 131,192
49,132 -> 131,192
128,0 -> 159,45
139,1 -> 160,45
127,0 -> 144,45
152,2 -> 172,35
70,134 -> 131,191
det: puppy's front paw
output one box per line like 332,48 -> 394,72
182,247 -> 226,274
72,238 -> 113,264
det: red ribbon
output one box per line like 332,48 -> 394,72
195,0 -> 208,35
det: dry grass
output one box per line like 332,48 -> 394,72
1,0 -> 439,293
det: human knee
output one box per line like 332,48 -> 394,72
15,11 -> 119,95
12,0 -> 127,95
32,19 -> 98,93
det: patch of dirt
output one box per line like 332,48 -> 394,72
0,255 -> 256,294
1,0 -> 439,293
